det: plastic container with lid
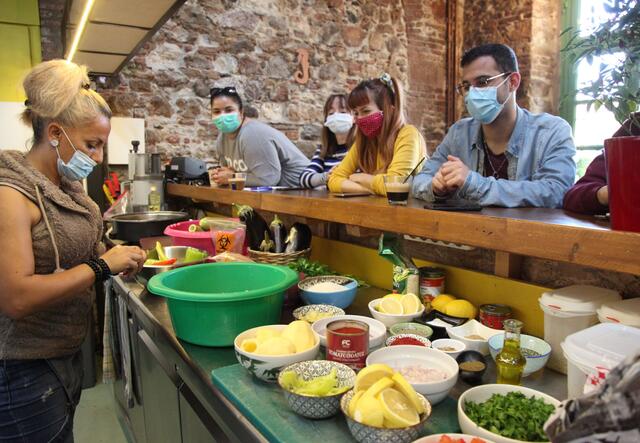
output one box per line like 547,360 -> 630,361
561,323 -> 640,398
597,297 -> 640,327
539,285 -> 621,373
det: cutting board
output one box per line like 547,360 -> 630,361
212,364 -> 460,442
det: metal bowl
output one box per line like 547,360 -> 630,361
140,246 -> 208,280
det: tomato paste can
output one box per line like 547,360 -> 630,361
326,320 -> 369,371
479,304 -> 513,329
419,267 -> 445,307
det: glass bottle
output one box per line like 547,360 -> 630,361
148,186 -> 161,211
496,319 -> 526,385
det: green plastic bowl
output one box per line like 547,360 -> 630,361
147,262 -> 298,346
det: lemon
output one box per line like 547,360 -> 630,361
240,338 -> 258,353
391,372 -> 425,414
431,294 -> 457,312
400,293 -> 421,314
362,376 -> 394,399
353,395 -> 384,427
354,364 -> 394,392
444,299 -> 477,319
383,293 -> 403,301
379,388 -> 420,428
379,298 -> 404,315
348,390 -> 365,418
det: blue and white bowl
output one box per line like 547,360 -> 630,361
488,334 -> 551,377
293,304 -> 345,324
278,360 -> 355,419
298,276 -> 358,309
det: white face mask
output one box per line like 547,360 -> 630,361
324,112 -> 353,135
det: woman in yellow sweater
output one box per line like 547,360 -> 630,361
327,73 -> 426,195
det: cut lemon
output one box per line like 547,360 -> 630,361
379,388 -> 420,428
362,376 -> 394,399
353,395 -> 384,427
383,292 -> 403,301
379,298 -> 404,315
348,390 -> 365,418
354,364 -> 394,392
391,372 -> 425,414
400,293 -> 421,314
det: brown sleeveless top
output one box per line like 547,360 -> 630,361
0,150 -> 103,359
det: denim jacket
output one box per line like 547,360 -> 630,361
412,107 -> 577,208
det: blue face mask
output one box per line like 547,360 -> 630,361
56,127 -> 97,181
213,112 -> 242,133
464,75 -> 512,124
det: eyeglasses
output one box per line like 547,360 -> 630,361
455,72 -> 511,96
210,86 -> 239,99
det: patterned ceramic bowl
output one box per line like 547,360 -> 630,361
298,276 -> 358,309
293,304 -> 346,324
385,333 -> 431,347
340,389 -> 432,443
278,360 -> 356,419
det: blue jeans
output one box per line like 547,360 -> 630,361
0,352 -> 83,442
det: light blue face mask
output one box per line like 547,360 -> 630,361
464,75 -> 513,124
213,112 -> 242,133
56,127 -> 97,181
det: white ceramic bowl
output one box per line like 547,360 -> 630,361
312,314 -> 387,349
366,345 -> 458,405
458,384 -> 561,443
431,338 -> 466,359
368,298 -> 425,328
234,325 -> 320,383
292,304 -> 345,324
447,319 -> 502,356
488,334 -> 552,377
413,434 -> 496,443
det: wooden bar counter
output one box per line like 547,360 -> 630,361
167,184 -> 640,276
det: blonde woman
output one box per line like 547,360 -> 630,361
0,60 -> 145,442
327,74 -> 426,195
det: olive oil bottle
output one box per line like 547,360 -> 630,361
496,319 -> 526,385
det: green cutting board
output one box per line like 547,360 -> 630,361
211,364 -> 460,442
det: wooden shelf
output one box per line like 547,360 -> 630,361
167,184 -> 640,275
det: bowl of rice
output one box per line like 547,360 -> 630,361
298,276 -> 358,309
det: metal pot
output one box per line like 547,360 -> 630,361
107,211 -> 188,243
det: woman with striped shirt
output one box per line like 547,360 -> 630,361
299,94 -> 355,188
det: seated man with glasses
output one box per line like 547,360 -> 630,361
209,86 -> 309,187
413,43 -> 576,208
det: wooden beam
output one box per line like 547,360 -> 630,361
494,251 -> 523,279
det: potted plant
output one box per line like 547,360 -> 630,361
563,0 -> 640,232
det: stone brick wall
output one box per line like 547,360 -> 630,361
39,0 -> 66,60
96,0 -> 453,160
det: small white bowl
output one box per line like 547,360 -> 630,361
431,338 -> 466,359
234,325 -> 320,383
414,434 -> 497,443
311,314 -> 387,349
447,319 -> 502,356
458,384 -> 561,443
366,345 -> 458,405
488,334 -> 552,377
292,304 -> 345,324
368,298 -> 425,328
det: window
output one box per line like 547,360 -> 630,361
559,0 -> 629,175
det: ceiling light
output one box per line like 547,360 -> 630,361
66,0 -> 96,62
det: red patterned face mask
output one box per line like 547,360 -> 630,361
356,111 -> 384,138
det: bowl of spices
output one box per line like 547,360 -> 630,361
456,350 -> 487,384
386,334 -> 431,347
431,338 -> 466,359
487,334 -> 551,377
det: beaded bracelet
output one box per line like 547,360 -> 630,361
84,258 -> 113,282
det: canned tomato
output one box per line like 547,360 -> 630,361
326,320 -> 369,371
419,267 -> 445,306
479,304 -> 513,329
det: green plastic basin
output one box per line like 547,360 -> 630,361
147,262 -> 298,346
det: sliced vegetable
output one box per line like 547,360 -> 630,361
188,224 -> 203,232
234,204 -> 271,250
155,241 -> 168,261
144,258 -> 177,266
269,214 -> 287,253
184,247 -> 207,263
259,230 -> 275,252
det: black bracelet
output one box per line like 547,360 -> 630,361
97,258 -> 113,277
84,258 -> 111,282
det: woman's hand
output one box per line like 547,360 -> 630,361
100,245 -> 146,275
210,167 -> 235,185
349,173 -> 374,189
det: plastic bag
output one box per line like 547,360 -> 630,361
211,251 -> 253,263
